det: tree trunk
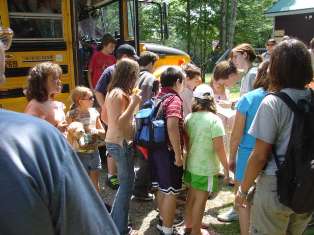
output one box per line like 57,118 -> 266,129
227,0 -> 238,48
186,0 -> 191,54
220,0 -> 228,50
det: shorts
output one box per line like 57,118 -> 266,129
184,170 -> 219,192
77,150 -> 102,172
235,147 -> 252,182
150,146 -> 183,195
250,174 -> 311,235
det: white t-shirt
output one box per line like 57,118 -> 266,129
240,67 -> 257,97
248,88 -> 312,175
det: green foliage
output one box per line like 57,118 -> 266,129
138,0 -> 275,73
235,0 -> 274,47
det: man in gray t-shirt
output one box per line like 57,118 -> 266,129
248,88 -> 312,175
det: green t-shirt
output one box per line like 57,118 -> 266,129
185,112 -> 225,176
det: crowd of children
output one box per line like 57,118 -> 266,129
22,34 -> 314,235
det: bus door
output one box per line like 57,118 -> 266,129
0,0 -> 75,112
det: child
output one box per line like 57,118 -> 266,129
88,33 -> 116,89
181,63 -> 202,117
25,62 -> 67,134
104,58 -> 141,235
210,79 -> 231,107
66,86 -> 106,192
184,84 -> 229,235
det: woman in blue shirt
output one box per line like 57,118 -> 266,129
229,60 -> 270,235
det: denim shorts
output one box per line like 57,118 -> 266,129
77,150 -> 102,172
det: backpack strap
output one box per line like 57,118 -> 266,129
269,92 -> 298,169
270,92 -> 299,113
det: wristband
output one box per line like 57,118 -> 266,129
238,186 -> 248,198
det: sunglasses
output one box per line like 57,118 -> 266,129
81,96 -> 94,101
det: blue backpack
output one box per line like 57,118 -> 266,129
134,94 -> 175,149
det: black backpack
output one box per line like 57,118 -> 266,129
272,90 -> 314,214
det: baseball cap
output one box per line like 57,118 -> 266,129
193,84 -> 214,100
116,44 -> 139,60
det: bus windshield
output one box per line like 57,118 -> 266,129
79,1 -> 120,42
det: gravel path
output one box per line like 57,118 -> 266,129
98,171 -> 238,235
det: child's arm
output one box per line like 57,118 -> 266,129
213,136 -> 229,181
94,116 -> 106,138
229,111 -> 245,172
118,93 -> 141,125
167,117 -> 183,167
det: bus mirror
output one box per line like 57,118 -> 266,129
162,2 -> 169,40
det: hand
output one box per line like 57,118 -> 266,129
229,159 -> 236,172
174,157 -> 183,167
130,93 -> 142,105
235,188 -> 248,209
57,121 -> 68,132
223,176 -> 230,184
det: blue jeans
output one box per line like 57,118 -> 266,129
106,141 -> 134,235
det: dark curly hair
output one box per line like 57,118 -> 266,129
26,62 -> 62,102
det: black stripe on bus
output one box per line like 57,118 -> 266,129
0,84 -> 70,99
5,65 -> 68,77
8,41 -> 67,52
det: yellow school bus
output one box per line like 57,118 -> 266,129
0,0 -> 190,112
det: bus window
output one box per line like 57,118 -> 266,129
8,0 -> 63,40
138,2 -> 162,43
126,0 -> 162,43
92,1 -> 120,40
127,0 -> 135,39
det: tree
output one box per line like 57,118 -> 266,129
220,0 -> 228,50
227,0 -> 238,48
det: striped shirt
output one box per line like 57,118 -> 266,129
158,87 -> 184,148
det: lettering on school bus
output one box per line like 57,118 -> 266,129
5,60 -> 17,68
22,55 -> 54,63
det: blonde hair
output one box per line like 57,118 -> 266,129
26,62 -> 62,102
70,86 -> 93,109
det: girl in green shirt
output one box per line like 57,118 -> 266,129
184,84 -> 229,235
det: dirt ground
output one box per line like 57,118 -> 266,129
99,171 -> 239,235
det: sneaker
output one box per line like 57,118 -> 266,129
107,175 -> 119,190
173,216 -> 184,227
157,217 -> 183,232
217,207 -> 239,222
156,217 -> 163,232
131,192 -> 154,201
128,225 -> 138,235
159,227 -> 180,235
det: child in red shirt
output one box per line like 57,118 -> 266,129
88,33 -> 116,89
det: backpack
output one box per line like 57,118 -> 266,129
134,94 -> 175,149
272,90 -> 314,214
